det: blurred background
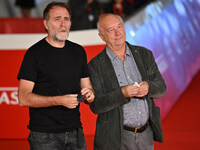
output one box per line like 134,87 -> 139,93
0,0 -> 200,149
0,0 -> 153,30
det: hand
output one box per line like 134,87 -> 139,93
121,84 -> 140,98
135,81 -> 149,97
81,87 -> 95,104
59,94 -> 79,109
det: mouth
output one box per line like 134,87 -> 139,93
60,30 -> 67,33
115,36 -> 122,40
59,28 -> 68,33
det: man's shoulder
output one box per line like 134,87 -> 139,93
65,40 -> 83,49
28,38 -> 46,52
65,40 -> 86,54
89,49 -> 106,64
127,42 -> 152,54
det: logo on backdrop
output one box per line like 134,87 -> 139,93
0,87 -> 18,105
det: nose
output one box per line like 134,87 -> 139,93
115,29 -> 120,35
60,19 -> 65,26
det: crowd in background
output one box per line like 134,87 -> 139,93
15,0 -> 154,31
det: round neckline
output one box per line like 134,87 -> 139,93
45,37 -> 66,49
44,38 -> 67,51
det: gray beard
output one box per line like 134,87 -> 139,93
54,33 -> 69,42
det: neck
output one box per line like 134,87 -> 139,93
108,44 -> 126,61
46,37 -> 65,48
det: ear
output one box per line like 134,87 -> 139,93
43,20 -> 48,31
98,32 -> 106,42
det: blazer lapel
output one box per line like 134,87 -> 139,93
128,45 -> 148,81
100,49 -> 120,89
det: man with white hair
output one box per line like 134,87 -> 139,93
88,13 -> 166,150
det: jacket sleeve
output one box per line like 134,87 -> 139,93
142,49 -> 166,99
88,59 -> 130,114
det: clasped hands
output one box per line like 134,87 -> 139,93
121,81 -> 149,98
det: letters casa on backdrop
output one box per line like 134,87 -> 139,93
0,87 -> 18,105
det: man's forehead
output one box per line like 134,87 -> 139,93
103,21 -> 122,29
101,16 -> 121,25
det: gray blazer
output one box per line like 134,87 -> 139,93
88,42 -> 166,150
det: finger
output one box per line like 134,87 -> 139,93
83,94 -> 90,101
86,97 -> 94,103
85,93 -> 94,101
81,88 -> 89,95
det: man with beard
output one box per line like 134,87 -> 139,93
17,2 -> 94,150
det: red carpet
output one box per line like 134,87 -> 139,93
155,71 -> 200,150
0,71 -> 200,150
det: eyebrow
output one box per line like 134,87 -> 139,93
54,16 -> 70,19
54,16 -> 62,19
107,23 -> 122,29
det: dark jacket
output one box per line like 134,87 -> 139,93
88,42 -> 166,150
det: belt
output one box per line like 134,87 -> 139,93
123,123 -> 148,134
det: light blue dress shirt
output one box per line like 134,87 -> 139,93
106,45 -> 149,127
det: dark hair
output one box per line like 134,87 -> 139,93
43,1 -> 71,20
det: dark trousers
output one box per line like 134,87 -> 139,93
28,129 -> 86,150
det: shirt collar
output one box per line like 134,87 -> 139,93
106,44 -> 131,61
